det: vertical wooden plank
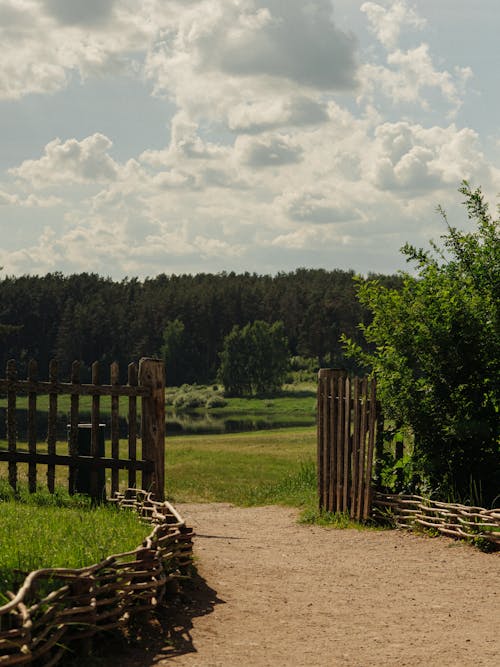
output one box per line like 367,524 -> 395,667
363,378 -> 377,520
316,370 -> 325,510
27,360 -> 37,493
128,362 -> 138,489
356,378 -> 369,521
110,361 -> 120,496
350,376 -> 360,519
90,361 -> 101,501
6,359 -> 17,491
342,376 -> 351,513
336,374 -> 345,513
374,402 -> 384,490
68,361 -> 80,494
47,359 -> 58,493
318,370 -> 331,512
328,373 -> 336,513
139,358 -> 165,501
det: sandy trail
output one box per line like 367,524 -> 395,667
122,503 -> 499,667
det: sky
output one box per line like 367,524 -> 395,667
0,0 -> 499,279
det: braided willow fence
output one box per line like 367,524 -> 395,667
0,490 -> 193,666
373,493 -> 500,548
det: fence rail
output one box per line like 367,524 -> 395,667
317,369 -> 379,520
0,357 -> 165,501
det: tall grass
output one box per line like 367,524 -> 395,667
0,484 -> 149,594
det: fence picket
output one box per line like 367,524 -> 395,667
47,360 -> 58,493
110,362 -> 120,496
90,361 -> 101,500
7,360 -> 17,490
68,360 -> 80,494
28,359 -> 37,493
350,377 -> 360,518
342,376 -> 351,513
128,362 -> 138,489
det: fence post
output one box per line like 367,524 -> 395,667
139,358 -> 165,501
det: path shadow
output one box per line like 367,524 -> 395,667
96,570 -> 225,666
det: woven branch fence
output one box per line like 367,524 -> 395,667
373,492 -> 500,548
0,489 -> 193,666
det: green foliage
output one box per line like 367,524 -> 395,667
343,182 -> 500,505
160,319 -> 188,386
218,320 -> 290,396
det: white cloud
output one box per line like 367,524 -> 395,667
361,0 -> 425,49
9,134 -> 119,187
0,1 -> 499,279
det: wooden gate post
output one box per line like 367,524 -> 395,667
139,358 -> 165,501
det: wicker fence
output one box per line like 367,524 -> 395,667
373,492 -> 500,548
0,489 -> 193,666
0,357 -> 165,501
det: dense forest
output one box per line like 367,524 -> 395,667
0,269 -> 401,384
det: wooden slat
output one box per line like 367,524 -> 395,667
7,359 -> 17,490
139,358 -> 165,501
27,360 -> 37,493
110,362 -> 120,496
0,379 -> 149,397
319,371 -> 330,512
68,361 -> 80,494
336,374 -> 345,513
47,360 -> 58,493
91,361 -> 101,500
328,373 -> 336,513
0,450 -> 153,471
316,370 -> 324,510
363,378 -> 377,519
342,376 -> 351,513
350,377 -> 360,519
356,378 -> 369,521
128,363 -> 138,489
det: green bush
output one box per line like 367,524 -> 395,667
343,182 -> 499,505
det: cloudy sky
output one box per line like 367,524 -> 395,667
0,0 -> 499,278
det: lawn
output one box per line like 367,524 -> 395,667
164,426 -> 317,507
0,486 -> 149,595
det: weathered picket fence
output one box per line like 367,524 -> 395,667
0,357 -> 165,501
317,369 -> 379,520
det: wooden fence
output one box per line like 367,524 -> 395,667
317,369 -> 379,520
373,493 -> 500,549
0,357 -> 165,501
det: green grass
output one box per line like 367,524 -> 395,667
164,426 -> 317,506
0,485 -> 150,595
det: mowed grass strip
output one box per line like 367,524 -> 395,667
164,426 -> 317,506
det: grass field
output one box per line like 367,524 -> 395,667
0,426 -> 318,508
164,426 -> 317,506
0,486 -> 149,595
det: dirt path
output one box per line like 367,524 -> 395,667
125,503 -> 499,667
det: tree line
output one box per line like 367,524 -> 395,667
0,268 -> 401,383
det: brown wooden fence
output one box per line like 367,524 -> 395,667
317,369 -> 379,520
0,357 -> 165,501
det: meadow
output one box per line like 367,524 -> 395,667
0,485 -> 149,596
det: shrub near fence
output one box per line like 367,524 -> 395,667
0,357 -> 165,501
0,489 -> 194,666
